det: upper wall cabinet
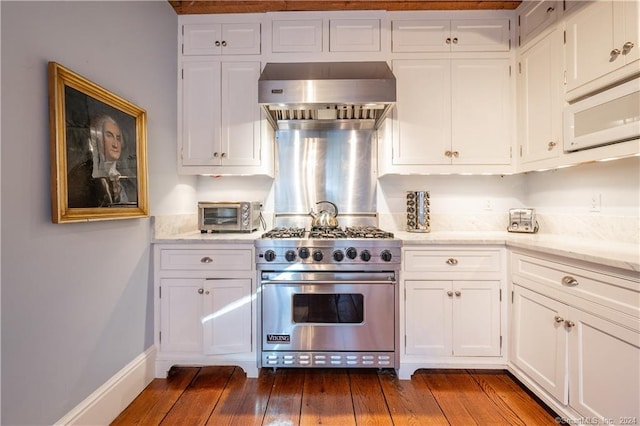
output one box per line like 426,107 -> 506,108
517,0 -> 559,47
565,0 -> 639,96
183,23 -> 261,55
268,13 -> 382,54
392,18 -> 511,52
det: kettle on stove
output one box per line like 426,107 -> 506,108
309,201 -> 339,228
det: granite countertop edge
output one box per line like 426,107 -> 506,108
153,230 -> 639,273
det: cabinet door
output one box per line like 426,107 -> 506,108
202,278 -> 252,355
565,1 -> 617,92
272,19 -> 323,53
183,24 -> 222,55
405,281 -> 452,357
392,59 -> 451,165
329,19 -> 381,52
451,19 -> 510,52
181,59 -> 222,166
452,281 -> 501,356
518,0 -> 559,47
451,59 -> 512,165
221,23 -> 261,55
391,20 -> 450,52
616,0 -> 640,65
159,278 -> 204,353
511,285 -> 568,403
518,28 -> 563,164
568,307 -> 640,422
220,61 -> 261,166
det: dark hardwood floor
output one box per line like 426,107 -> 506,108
111,366 -> 559,425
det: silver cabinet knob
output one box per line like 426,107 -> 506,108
445,150 -> 453,157
446,258 -> 458,265
562,276 -> 579,286
554,315 -> 564,323
546,6 -> 555,13
565,320 -> 576,328
611,48 -> 621,56
221,40 -> 227,47
452,37 -> 458,44
455,290 -> 461,296
215,41 -> 221,47
213,152 -> 220,158
198,288 -> 204,294
447,290 -> 454,296
221,152 -> 227,158
548,141 -> 557,150
452,151 -> 459,158
623,41 -> 635,53
446,37 -> 452,44
201,256 -> 213,263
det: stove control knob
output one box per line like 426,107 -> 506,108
380,250 -> 393,262
298,247 -> 310,259
312,250 -> 323,262
360,250 -> 371,262
333,250 -> 344,262
346,247 -> 358,259
285,250 -> 297,262
264,250 -> 276,262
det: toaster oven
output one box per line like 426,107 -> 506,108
198,201 -> 262,233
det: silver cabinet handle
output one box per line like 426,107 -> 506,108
201,256 -> 213,263
548,141 -> 557,150
611,48 -> 621,56
446,37 -> 452,44
562,276 -> 579,286
546,6 -> 555,13
565,320 -> 576,328
455,290 -> 461,296
452,37 -> 458,44
623,41 -> 635,53
215,41 -> 221,47
198,288 -> 204,294
446,258 -> 458,265
447,290 -> 454,296
554,315 -> 564,323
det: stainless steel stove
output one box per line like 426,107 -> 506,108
255,226 -> 401,370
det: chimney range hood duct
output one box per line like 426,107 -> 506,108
258,62 -> 396,130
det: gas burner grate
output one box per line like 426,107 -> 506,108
345,226 -> 395,239
308,227 -> 348,239
262,227 -> 306,239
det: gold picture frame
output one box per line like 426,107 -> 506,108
48,62 -> 148,223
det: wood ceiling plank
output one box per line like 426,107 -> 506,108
169,1 -> 521,14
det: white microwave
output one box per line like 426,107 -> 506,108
564,78 -> 640,152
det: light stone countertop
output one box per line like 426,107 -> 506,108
154,230 -> 640,273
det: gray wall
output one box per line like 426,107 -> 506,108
1,1 -> 178,424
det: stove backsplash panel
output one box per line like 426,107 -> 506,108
274,129 -> 377,220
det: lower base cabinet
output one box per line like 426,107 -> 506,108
510,251 -> 640,424
154,244 -> 258,378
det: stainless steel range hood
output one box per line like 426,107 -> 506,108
259,62 -> 396,130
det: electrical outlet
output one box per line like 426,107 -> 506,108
590,193 -> 602,212
484,199 -> 493,211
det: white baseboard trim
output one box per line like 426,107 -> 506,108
55,345 -> 157,426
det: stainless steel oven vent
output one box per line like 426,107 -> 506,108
259,62 -> 396,130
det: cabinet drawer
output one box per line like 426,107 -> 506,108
511,252 -> 640,319
404,249 -> 501,272
159,249 -> 253,271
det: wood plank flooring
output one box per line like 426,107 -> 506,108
112,367 -> 558,425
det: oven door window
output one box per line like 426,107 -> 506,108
293,293 -> 364,323
203,207 -> 238,226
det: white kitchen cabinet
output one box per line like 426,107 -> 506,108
271,19 -> 323,53
517,26 -> 563,166
517,0 -> 559,47
182,23 -> 261,56
509,250 -> 640,423
392,58 -> 512,167
329,18 -> 380,52
406,280 -> 501,357
565,0 -> 639,95
399,246 -> 506,379
179,59 -> 263,174
154,244 -> 258,378
392,18 -> 510,52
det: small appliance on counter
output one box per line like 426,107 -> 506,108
198,201 -> 263,233
406,191 -> 430,233
507,208 -> 539,233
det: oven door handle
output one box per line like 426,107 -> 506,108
261,280 -> 396,285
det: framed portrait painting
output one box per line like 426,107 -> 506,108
48,62 -> 148,223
